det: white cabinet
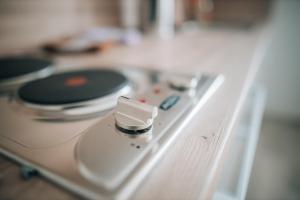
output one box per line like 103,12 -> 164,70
214,85 -> 266,200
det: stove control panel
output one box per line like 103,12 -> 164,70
0,66 -> 223,200
75,74 -> 223,192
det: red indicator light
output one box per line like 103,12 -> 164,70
139,98 -> 146,103
154,88 -> 161,94
65,76 -> 87,87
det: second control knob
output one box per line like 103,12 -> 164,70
114,96 -> 158,135
168,75 -> 198,91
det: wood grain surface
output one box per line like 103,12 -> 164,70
0,25 -> 270,200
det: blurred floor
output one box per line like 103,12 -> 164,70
246,117 -> 300,200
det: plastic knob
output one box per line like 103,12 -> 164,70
168,75 -> 198,91
114,96 -> 158,135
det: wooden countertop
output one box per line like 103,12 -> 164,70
0,25 -> 270,199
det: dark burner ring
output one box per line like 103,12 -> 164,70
18,69 -> 129,105
0,56 -> 53,81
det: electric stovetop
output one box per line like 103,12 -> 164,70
0,55 -> 224,199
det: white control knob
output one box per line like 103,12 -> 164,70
114,96 -> 158,135
168,75 -> 198,91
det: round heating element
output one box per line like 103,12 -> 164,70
0,56 -> 53,93
18,69 -> 129,105
0,56 -> 52,80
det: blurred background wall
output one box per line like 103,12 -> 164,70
259,0 -> 300,121
0,0 -> 119,50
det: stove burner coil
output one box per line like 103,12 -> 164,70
0,56 -> 54,93
18,69 -> 128,105
15,69 -> 131,120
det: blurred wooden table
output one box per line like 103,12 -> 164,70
0,25 -> 270,200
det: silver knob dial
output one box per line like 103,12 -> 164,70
114,96 -> 158,135
168,75 -> 198,91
